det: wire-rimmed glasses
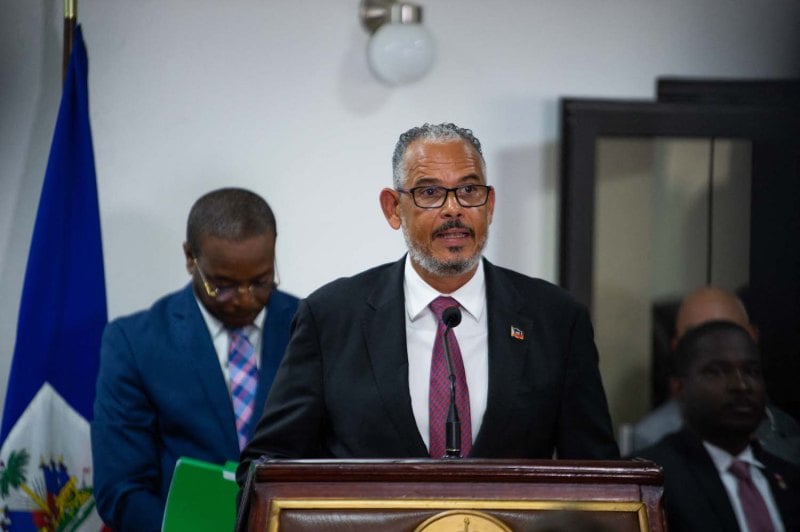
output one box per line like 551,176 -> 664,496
192,258 -> 277,302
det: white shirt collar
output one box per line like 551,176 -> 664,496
703,440 -> 765,474
403,256 -> 486,323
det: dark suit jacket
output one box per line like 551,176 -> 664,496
634,428 -> 800,532
240,258 -> 618,474
91,284 -> 298,532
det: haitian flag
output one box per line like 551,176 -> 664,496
0,26 -> 106,531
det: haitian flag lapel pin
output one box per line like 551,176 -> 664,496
510,325 -> 525,340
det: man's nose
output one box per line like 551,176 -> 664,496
440,190 -> 463,215
729,368 -> 753,391
231,286 -> 260,306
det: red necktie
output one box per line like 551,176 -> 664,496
729,460 -> 775,532
428,296 -> 472,458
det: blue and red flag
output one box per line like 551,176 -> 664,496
0,26 -> 106,531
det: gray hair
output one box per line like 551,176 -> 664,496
186,187 -> 276,256
392,123 -> 485,188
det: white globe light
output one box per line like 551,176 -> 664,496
367,22 -> 435,86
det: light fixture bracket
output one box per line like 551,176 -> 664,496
360,0 -> 423,34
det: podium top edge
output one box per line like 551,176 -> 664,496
253,458 -> 663,485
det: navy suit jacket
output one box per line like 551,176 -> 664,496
634,428 -> 800,532
91,284 -> 298,531
239,258 -> 618,476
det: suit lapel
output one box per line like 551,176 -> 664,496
471,260 -> 532,455
676,430 -> 741,530
363,259 -> 429,456
173,285 -> 239,454
756,444 -> 800,529
255,290 -> 292,423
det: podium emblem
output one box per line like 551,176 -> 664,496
415,510 -> 512,532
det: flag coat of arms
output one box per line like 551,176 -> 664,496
0,26 -> 106,531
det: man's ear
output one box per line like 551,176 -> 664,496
486,186 -> 496,225
668,376 -> 681,398
672,376 -> 686,401
379,188 -> 402,230
182,242 -> 195,274
747,323 -> 760,343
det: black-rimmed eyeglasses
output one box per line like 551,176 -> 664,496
396,184 -> 492,209
192,258 -> 277,302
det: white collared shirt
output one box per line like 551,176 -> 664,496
403,256 -> 489,451
194,295 -> 265,390
703,441 -> 785,532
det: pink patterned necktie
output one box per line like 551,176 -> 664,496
228,328 -> 258,451
428,296 -> 472,458
728,460 -> 775,532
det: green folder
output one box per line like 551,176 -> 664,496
162,457 -> 239,532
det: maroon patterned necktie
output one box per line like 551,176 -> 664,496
428,296 -> 472,458
728,460 -> 775,532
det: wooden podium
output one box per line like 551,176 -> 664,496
241,459 -> 665,531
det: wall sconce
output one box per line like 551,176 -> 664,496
360,0 -> 435,86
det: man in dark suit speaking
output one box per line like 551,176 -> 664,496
239,123 -> 618,473
92,188 -> 299,531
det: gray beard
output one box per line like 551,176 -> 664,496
401,219 -> 484,277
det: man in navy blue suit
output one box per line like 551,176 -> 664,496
91,188 -> 298,531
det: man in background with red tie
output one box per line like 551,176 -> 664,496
635,321 -> 800,531
91,188 -> 299,531
239,123 -> 618,476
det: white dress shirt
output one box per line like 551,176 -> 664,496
194,296 -> 265,391
704,441 -> 785,532
403,257 -> 489,451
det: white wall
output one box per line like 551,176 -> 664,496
1,0 -> 798,424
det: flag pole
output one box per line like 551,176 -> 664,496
63,0 -> 77,83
